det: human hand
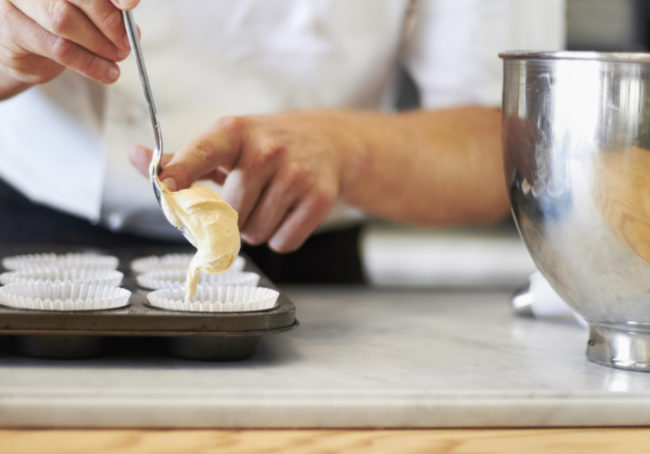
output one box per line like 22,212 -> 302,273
0,0 -> 140,99
129,112 -> 365,253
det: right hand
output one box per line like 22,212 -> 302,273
0,0 -> 140,100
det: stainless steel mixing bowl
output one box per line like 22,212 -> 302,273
501,51 -> 650,371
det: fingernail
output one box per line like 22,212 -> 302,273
162,178 -> 177,191
106,65 -> 120,82
123,35 -> 131,50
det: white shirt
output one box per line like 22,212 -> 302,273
0,0 -> 565,240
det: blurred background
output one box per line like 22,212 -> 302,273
566,0 -> 649,51
364,0 -> 650,289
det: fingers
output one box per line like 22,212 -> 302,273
219,132 -> 293,229
220,167 -> 273,230
239,165 -> 311,245
128,145 -> 153,176
9,0 -> 128,62
159,116 -> 244,190
38,30 -> 120,83
3,0 -> 143,87
149,114 -> 339,254
128,145 -> 225,190
68,0 -> 132,52
4,1 -> 120,84
267,192 -> 336,253
128,145 -> 174,177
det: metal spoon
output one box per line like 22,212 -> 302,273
122,10 -> 194,244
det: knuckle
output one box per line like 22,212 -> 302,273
188,140 -> 216,164
79,53 -> 102,77
51,36 -> 75,62
245,151 -> 266,171
47,0 -> 75,35
311,187 -> 336,211
265,142 -> 286,161
284,165 -> 309,190
248,142 -> 286,170
100,9 -> 122,35
216,115 -> 247,133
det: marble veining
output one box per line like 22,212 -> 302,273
1,286 -> 650,428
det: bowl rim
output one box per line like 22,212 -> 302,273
499,50 -> 650,63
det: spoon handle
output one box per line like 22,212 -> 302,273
122,10 -> 164,196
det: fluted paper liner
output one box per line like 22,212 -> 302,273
0,267 -> 123,286
136,269 -> 259,290
0,281 -> 131,311
147,285 -> 279,313
131,254 -> 245,274
2,253 -> 118,271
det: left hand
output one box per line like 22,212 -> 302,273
129,112 -> 365,253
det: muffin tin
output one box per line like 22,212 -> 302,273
0,243 -> 297,360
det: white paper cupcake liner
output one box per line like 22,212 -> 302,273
0,282 -> 131,311
0,267 -> 123,286
2,253 -> 119,271
136,269 -> 260,290
147,285 -> 279,313
131,254 -> 246,274
130,253 -> 192,273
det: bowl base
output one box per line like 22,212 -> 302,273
587,324 -> 650,372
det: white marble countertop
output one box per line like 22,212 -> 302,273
2,285 -> 650,428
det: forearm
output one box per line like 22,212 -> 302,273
130,105 -> 510,252
337,106 -> 509,226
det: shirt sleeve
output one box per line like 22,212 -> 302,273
401,0 -> 566,109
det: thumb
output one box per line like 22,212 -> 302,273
159,116 -> 244,190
